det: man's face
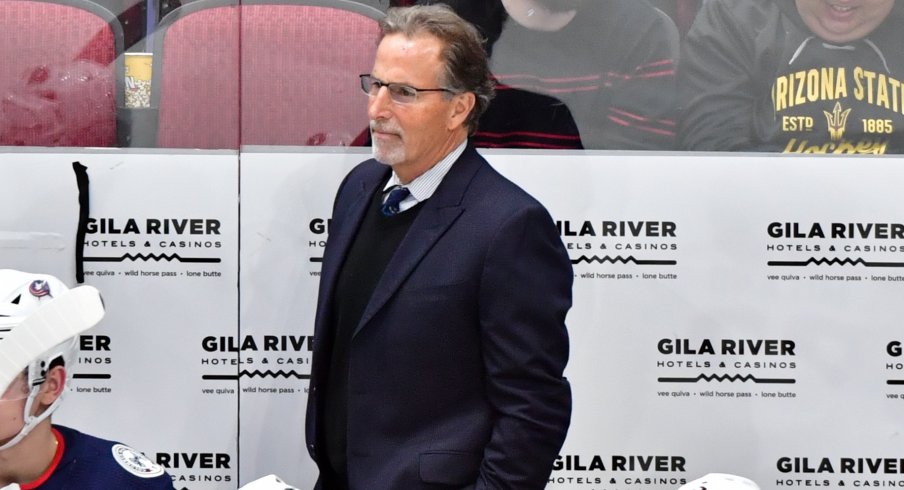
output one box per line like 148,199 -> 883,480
368,33 -> 463,178
0,374 -> 28,446
796,0 -> 895,43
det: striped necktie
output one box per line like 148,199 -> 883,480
381,186 -> 410,216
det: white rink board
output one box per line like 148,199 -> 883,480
0,151 -> 240,490
3,148 -> 904,490
238,150 -> 364,489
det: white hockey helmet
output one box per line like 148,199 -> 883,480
678,473 -> 760,490
0,269 -> 105,450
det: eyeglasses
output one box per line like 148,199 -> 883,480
359,74 -> 455,104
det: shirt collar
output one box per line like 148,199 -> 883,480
382,140 -> 467,203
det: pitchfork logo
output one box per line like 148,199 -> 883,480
823,102 -> 851,141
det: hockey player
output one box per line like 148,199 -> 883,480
0,270 -> 174,489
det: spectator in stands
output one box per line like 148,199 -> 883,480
679,0 -> 904,154
421,0 -> 680,150
0,269 -> 174,489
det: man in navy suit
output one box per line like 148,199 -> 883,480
305,5 -> 573,489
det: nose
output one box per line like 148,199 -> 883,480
367,85 -> 393,121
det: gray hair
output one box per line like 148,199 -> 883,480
379,4 -> 496,135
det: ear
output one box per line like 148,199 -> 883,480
36,365 -> 66,407
446,91 -> 476,131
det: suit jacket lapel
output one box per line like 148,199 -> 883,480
354,147 -> 484,337
316,165 -> 388,334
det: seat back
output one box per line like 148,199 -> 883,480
0,0 -> 123,147
153,0 -> 382,149
153,0 -> 241,149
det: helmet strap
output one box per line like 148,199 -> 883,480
0,375 -> 63,452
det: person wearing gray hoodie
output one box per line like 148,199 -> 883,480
679,0 -> 904,154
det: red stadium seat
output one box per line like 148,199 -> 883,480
151,0 -> 383,149
0,0 -> 124,147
